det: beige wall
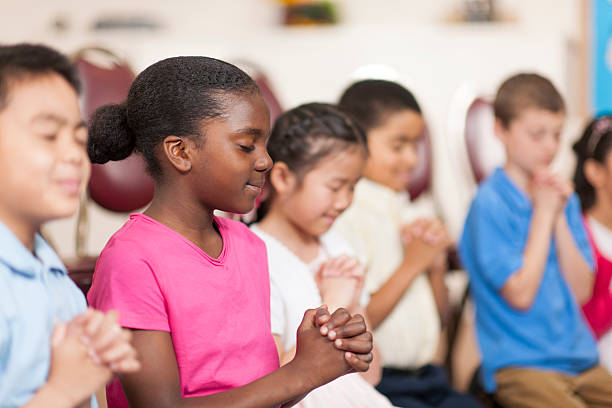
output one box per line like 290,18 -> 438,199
1,0 -> 587,255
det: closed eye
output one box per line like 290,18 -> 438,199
327,183 -> 343,192
239,144 -> 255,152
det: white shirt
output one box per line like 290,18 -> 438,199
251,225 -> 394,408
331,178 -> 440,369
587,215 -> 612,261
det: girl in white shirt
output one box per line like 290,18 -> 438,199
252,103 -> 396,408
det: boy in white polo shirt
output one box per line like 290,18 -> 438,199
333,80 -> 479,407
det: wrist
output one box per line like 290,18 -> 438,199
282,359 -> 312,396
532,206 -> 558,227
37,382 -> 79,408
399,259 -> 423,280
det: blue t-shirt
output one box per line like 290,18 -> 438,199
0,221 -> 96,407
459,168 -> 598,392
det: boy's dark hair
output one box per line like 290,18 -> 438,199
338,79 -> 422,133
573,114 -> 612,211
0,43 -> 81,111
87,56 -> 260,179
494,73 -> 565,128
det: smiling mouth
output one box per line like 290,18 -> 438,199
245,182 -> 264,194
57,180 -> 82,196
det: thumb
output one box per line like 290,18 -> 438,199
298,308 -> 320,333
51,322 -> 67,347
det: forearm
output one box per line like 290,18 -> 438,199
140,363 -> 310,408
366,262 -> 421,329
190,364 -> 309,408
22,383 -> 82,408
428,255 -> 449,327
555,215 -> 593,303
500,208 -> 555,310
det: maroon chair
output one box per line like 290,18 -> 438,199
464,97 -> 503,183
407,127 -> 432,200
66,47 -> 154,294
445,92 -> 506,405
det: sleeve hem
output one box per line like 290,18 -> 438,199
118,314 -> 170,332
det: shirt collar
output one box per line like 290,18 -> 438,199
354,178 -> 410,226
491,167 -> 532,213
0,221 -> 67,278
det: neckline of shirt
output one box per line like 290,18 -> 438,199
0,221 -> 66,277
587,215 -> 612,261
129,213 -> 230,265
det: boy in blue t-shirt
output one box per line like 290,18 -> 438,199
459,73 -> 612,407
0,44 -> 140,407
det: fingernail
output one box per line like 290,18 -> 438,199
328,330 -> 336,340
320,326 -> 328,335
335,339 -> 342,347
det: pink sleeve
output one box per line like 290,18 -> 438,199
88,245 -> 170,332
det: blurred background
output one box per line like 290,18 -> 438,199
0,0 -> 603,259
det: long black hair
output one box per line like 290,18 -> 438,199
573,114 -> 612,211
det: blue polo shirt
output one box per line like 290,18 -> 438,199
459,168 -> 598,392
0,221 -> 96,407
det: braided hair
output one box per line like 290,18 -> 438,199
573,114 -> 612,211
256,103 -> 366,219
267,102 -> 366,180
88,56 -> 260,179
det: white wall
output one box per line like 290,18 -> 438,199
1,0 -> 587,254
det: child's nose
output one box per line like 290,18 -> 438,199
334,190 -> 353,211
59,136 -> 85,165
545,133 -> 560,155
255,149 -> 273,172
403,145 -> 419,169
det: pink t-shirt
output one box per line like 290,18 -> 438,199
87,214 -> 279,407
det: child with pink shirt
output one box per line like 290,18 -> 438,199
86,56 -> 373,408
573,114 -> 612,372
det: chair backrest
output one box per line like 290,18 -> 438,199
74,47 -> 154,212
407,127 -> 432,200
442,85 -> 499,239
464,98 -> 504,183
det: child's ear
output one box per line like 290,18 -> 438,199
269,162 -> 297,195
163,136 -> 192,173
584,159 -> 605,189
494,118 -> 508,144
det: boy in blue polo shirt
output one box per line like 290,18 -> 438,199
0,44 -> 140,407
459,73 -> 612,407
